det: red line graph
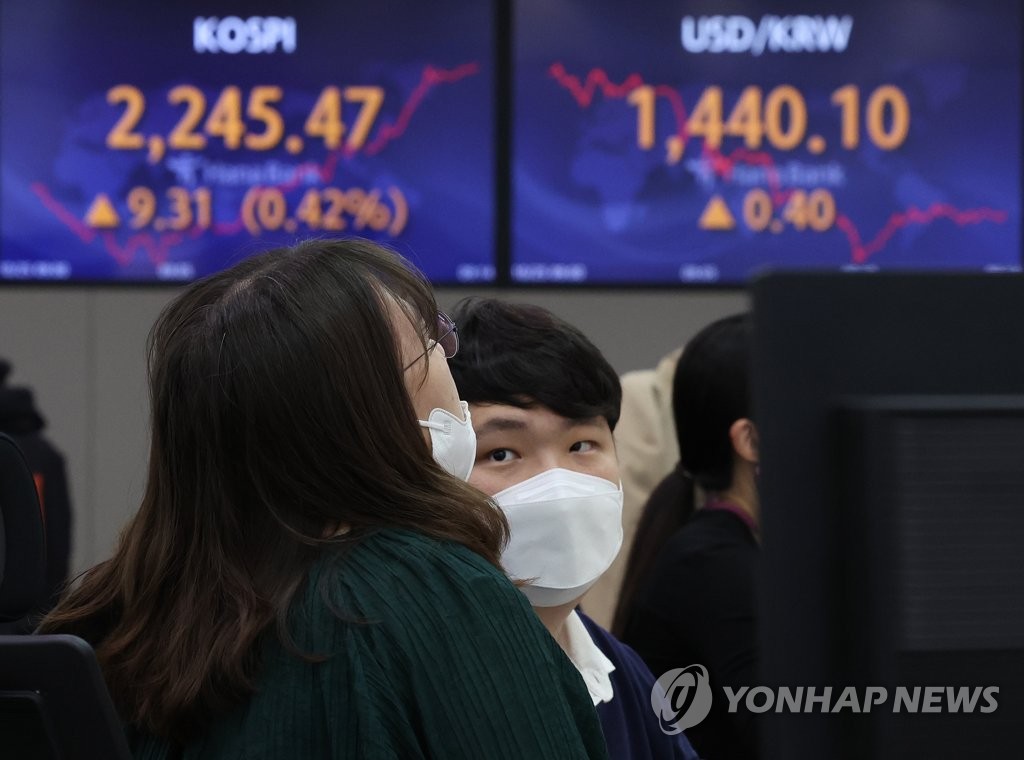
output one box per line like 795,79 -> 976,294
364,63 -> 479,156
548,63 -> 687,140
32,184 -> 95,245
837,205 -> 1009,264
32,62 -> 480,265
548,63 -> 1009,265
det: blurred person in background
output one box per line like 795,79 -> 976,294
0,358 -> 73,612
615,314 -> 758,760
584,348 -> 682,629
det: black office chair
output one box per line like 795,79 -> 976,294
0,634 -> 133,759
0,432 -> 46,630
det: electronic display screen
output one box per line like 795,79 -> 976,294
512,0 -> 1022,284
0,1 -> 496,283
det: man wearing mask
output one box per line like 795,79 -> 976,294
448,298 -> 698,760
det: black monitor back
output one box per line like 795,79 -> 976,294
752,273 -> 1024,759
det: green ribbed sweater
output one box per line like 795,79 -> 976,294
132,529 -> 610,759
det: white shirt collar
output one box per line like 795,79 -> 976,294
562,611 -> 616,705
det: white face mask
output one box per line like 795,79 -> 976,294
419,401 -> 476,481
493,468 -> 624,608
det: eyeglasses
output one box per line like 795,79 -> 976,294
404,311 -> 458,370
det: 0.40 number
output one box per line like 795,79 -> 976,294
743,188 -> 836,232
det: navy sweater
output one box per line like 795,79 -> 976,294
580,612 -> 699,760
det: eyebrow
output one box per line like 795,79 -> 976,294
473,414 -> 606,437
564,416 -> 606,431
474,417 -> 530,436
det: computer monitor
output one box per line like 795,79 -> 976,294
752,272 -> 1024,758
512,0 -> 1022,285
0,0 -> 497,284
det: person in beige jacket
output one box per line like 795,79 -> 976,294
581,348 -> 682,629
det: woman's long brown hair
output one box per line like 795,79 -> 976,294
39,239 -> 508,742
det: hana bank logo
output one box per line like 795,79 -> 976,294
652,664 -> 714,734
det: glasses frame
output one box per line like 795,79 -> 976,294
403,311 -> 458,371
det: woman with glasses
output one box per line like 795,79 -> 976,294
40,239 -> 609,759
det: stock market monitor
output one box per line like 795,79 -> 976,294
512,0 -> 1021,284
0,1 -> 496,283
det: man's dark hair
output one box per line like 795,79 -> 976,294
448,298 -> 622,430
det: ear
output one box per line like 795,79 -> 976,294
728,418 -> 759,464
